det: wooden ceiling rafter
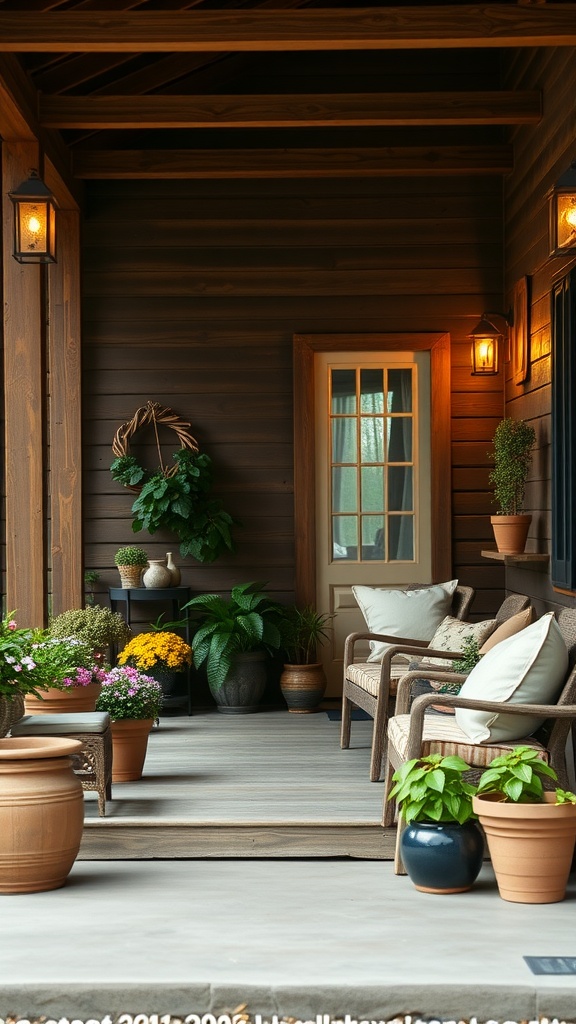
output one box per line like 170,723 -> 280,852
1,6 -> 576,52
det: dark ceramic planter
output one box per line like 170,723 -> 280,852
210,651 -> 268,714
400,820 -> 484,894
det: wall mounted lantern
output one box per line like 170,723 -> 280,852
547,161 -> 576,257
469,310 -> 513,376
8,169 -> 57,264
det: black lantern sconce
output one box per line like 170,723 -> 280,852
8,169 -> 57,264
547,161 -> 576,258
469,310 -> 513,376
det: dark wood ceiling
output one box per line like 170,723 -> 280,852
1,2 -> 575,182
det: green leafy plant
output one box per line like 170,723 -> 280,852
388,753 -> 477,825
451,636 -> 483,675
184,582 -> 283,690
489,417 -> 536,516
47,606 -> 132,654
476,745 -> 576,804
280,605 -> 333,665
114,546 -> 149,567
84,570 -> 101,605
112,449 -> 235,564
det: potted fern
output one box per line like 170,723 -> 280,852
489,417 -> 536,554
279,605 -> 332,713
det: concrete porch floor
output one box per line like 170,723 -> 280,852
1,857 -> 576,1023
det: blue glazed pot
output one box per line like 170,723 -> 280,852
400,820 -> 484,894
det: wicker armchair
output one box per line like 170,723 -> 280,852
340,584 -> 475,782
383,606 -> 576,873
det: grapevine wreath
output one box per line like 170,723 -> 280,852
110,401 -> 234,563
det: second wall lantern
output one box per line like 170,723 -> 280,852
8,169 -> 57,264
548,161 -> 576,257
469,311 -> 513,376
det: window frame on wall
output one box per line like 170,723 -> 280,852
552,268 -> 576,591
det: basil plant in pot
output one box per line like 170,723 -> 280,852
183,582 -> 283,714
389,753 -> 484,894
279,605 -> 333,714
472,745 -> 576,904
489,417 -> 536,554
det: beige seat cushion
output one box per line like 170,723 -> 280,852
387,712 -> 547,765
346,661 -> 407,698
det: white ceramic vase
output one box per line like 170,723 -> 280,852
143,559 -> 172,589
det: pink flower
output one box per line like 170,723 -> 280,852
8,621 -> 17,631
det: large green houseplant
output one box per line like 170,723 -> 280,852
184,582 -> 283,714
389,753 -> 484,893
488,417 -> 536,554
472,745 -> 576,904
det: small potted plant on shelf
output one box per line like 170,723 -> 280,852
47,605 -> 132,662
472,745 -> 576,904
114,546 -> 149,589
279,605 -> 333,713
388,753 -> 484,894
183,582 -> 283,714
96,665 -> 163,782
489,417 -> 536,554
117,630 -> 192,698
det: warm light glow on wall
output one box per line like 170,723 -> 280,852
548,161 -> 576,258
471,335 -> 498,375
8,169 -> 57,264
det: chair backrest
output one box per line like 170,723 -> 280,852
451,585 -> 475,621
556,608 -> 576,667
494,593 -> 531,624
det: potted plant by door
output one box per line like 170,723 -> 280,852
489,417 -> 536,554
388,753 -> 484,894
95,665 -> 163,782
279,605 -> 333,713
114,546 -> 149,588
183,582 -> 283,714
472,745 -> 576,904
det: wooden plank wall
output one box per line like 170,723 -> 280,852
503,45 -> 576,614
82,170 -> 505,617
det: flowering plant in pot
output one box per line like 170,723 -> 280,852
117,630 -> 192,697
388,753 -> 484,893
95,665 -> 163,782
22,633 -> 106,714
488,417 -> 536,554
0,612 -> 41,735
472,745 -> 576,904
48,605 -> 132,661
278,605 -> 333,713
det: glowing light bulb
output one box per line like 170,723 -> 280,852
27,215 -> 41,235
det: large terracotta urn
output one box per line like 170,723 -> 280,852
0,736 -> 84,893
110,718 -> 154,782
24,683 -> 101,715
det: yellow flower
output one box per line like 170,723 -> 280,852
118,631 -> 192,671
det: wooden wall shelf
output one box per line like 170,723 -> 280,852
481,550 -> 549,566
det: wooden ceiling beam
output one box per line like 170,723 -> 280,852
40,90 -> 542,128
72,144 -> 514,179
0,6 -> 575,51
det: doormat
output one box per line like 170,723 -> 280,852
325,709 -> 371,721
524,956 -> 576,975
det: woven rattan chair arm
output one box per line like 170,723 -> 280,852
404,693 -> 576,761
394,669 -> 468,714
343,632 -> 427,667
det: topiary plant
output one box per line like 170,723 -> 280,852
114,546 -> 149,567
489,417 -> 536,516
48,605 -> 132,653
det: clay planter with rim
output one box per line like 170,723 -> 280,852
0,692 -> 25,737
110,718 -> 154,782
24,682 -> 102,715
473,791 -> 576,903
280,663 -> 327,713
490,514 -> 532,555
0,736 -> 84,894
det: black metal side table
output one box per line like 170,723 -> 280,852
109,586 -> 193,714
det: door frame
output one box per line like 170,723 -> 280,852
293,332 -> 452,606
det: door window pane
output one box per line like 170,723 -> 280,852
389,516 -> 414,561
332,418 -> 356,464
332,467 -> 357,513
333,516 -> 358,560
331,369 -> 356,413
388,417 -> 412,462
361,466 -> 384,512
387,368 -> 413,412
360,368 -> 384,412
362,515 -> 385,559
360,417 -> 384,462
388,466 -> 413,511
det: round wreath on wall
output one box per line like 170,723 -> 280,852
110,401 -> 235,564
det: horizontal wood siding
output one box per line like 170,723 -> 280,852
83,172 -> 504,615
503,46 -> 576,613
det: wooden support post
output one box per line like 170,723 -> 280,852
47,207 -> 83,614
2,140 -> 47,625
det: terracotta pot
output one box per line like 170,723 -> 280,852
280,663 -> 327,713
490,514 -> 532,555
0,736 -> 84,893
0,692 -> 25,737
473,792 -> 576,903
110,718 -> 154,782
24,682 -> 102,715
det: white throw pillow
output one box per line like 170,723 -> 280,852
455,612 -> 568,743
420,615 -> 498,668
352,580 -> 458,663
